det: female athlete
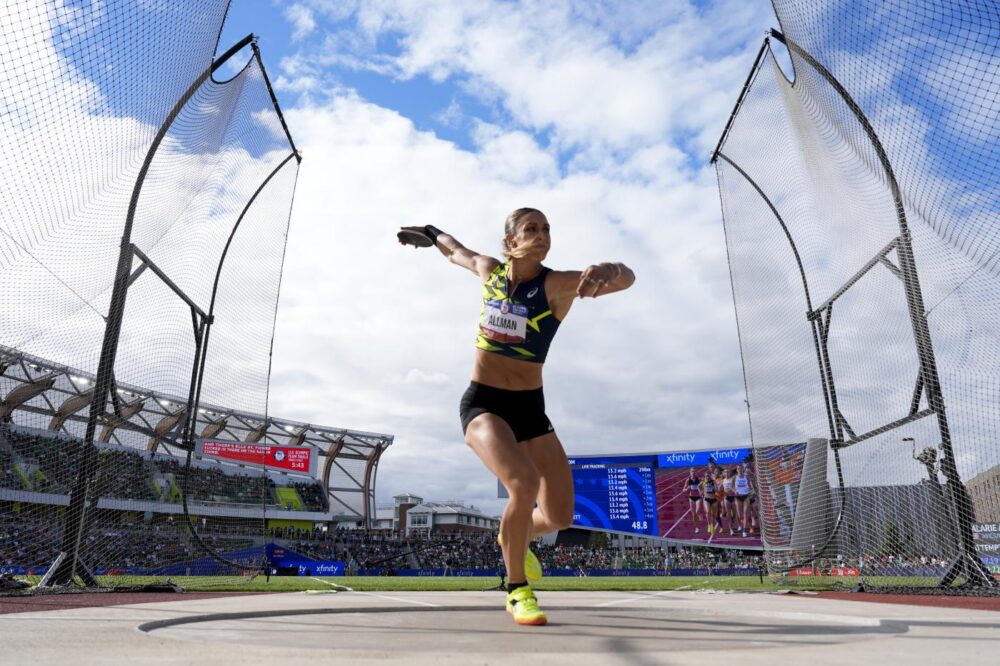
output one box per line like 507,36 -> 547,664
399,208 -> 635,625
687,467 -> 703,534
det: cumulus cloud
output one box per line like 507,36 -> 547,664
285,3 -> 318,41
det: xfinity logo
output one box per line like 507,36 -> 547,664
662,453 -> 696,465
711,449 -> 742,461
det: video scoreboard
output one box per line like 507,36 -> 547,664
569,454 -> 660,536
568,447 -> 757,542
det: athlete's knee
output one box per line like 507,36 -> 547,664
506,470 -> 540,501
548,505 -> 574,531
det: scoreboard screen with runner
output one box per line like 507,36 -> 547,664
565,444 -> 806,549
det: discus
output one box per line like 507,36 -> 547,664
397,228 -> 434,248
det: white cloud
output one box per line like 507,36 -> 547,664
285,3 -> 318,41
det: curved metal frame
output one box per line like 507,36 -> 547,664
714,29 -> 994,588
176,151 -> 299,572
48,33 -> 290,587
715,150 -> 847,570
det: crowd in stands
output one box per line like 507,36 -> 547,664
0,428 -> 328,512
156,456 -> 273,505
0,508 -> 257,571
265,530 -> 767,574
292,481 -> 329,512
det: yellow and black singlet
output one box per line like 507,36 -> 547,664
475,263 -> 560,363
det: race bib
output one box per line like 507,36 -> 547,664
480,299 -> 528,342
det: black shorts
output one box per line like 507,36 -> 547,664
725,495 -> 736,503
736,494 -> 749,502
460,381 -> 553,442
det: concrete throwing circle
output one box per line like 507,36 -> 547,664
140,602 -> 906,656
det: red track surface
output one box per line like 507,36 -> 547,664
655,467 -> 760,547
0,591 -> 262,615
813,591 -> 1000,612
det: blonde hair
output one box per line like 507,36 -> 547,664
502,207 -> 546,259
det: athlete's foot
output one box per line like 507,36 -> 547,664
506,585 -> 547,626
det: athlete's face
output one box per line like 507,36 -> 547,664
509,212 -> 551,258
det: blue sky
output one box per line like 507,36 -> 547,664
220,4 -> 482,151
220,2 -> 514,155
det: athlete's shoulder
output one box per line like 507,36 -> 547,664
476,256 -> 505,282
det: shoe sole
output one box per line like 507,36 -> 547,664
507,608 -> 547,625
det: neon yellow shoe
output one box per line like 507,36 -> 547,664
498,534 -> 543,582
505,585 -> 547,626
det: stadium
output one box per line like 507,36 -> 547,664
1,0 -> 999,664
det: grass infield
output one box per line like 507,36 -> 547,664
129,575 -> 842,593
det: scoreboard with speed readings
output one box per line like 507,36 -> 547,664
568,448 -> 751,538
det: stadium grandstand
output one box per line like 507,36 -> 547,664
0,344 -> 392,583
266,520 -> 765,578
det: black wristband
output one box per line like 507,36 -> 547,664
424,225 -> 443,243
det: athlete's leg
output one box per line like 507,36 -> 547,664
465,413 -> 538,584
523,432 -> 574,538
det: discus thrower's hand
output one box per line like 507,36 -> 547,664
576,264 -> 617,298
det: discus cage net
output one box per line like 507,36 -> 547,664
714,0 -> 999,593
0,0 -> 378,593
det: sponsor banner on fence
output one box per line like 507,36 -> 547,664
195,439 -> 317,476
280,560 -> 344,576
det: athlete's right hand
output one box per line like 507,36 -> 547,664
397,226 -> 434,248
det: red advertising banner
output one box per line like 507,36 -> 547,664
785,567 -> 858,577
830,567 -> 860,577
195,439 -> 317,476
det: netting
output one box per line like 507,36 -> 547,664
0,1 -> 315,591
714,0 -> 999,592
